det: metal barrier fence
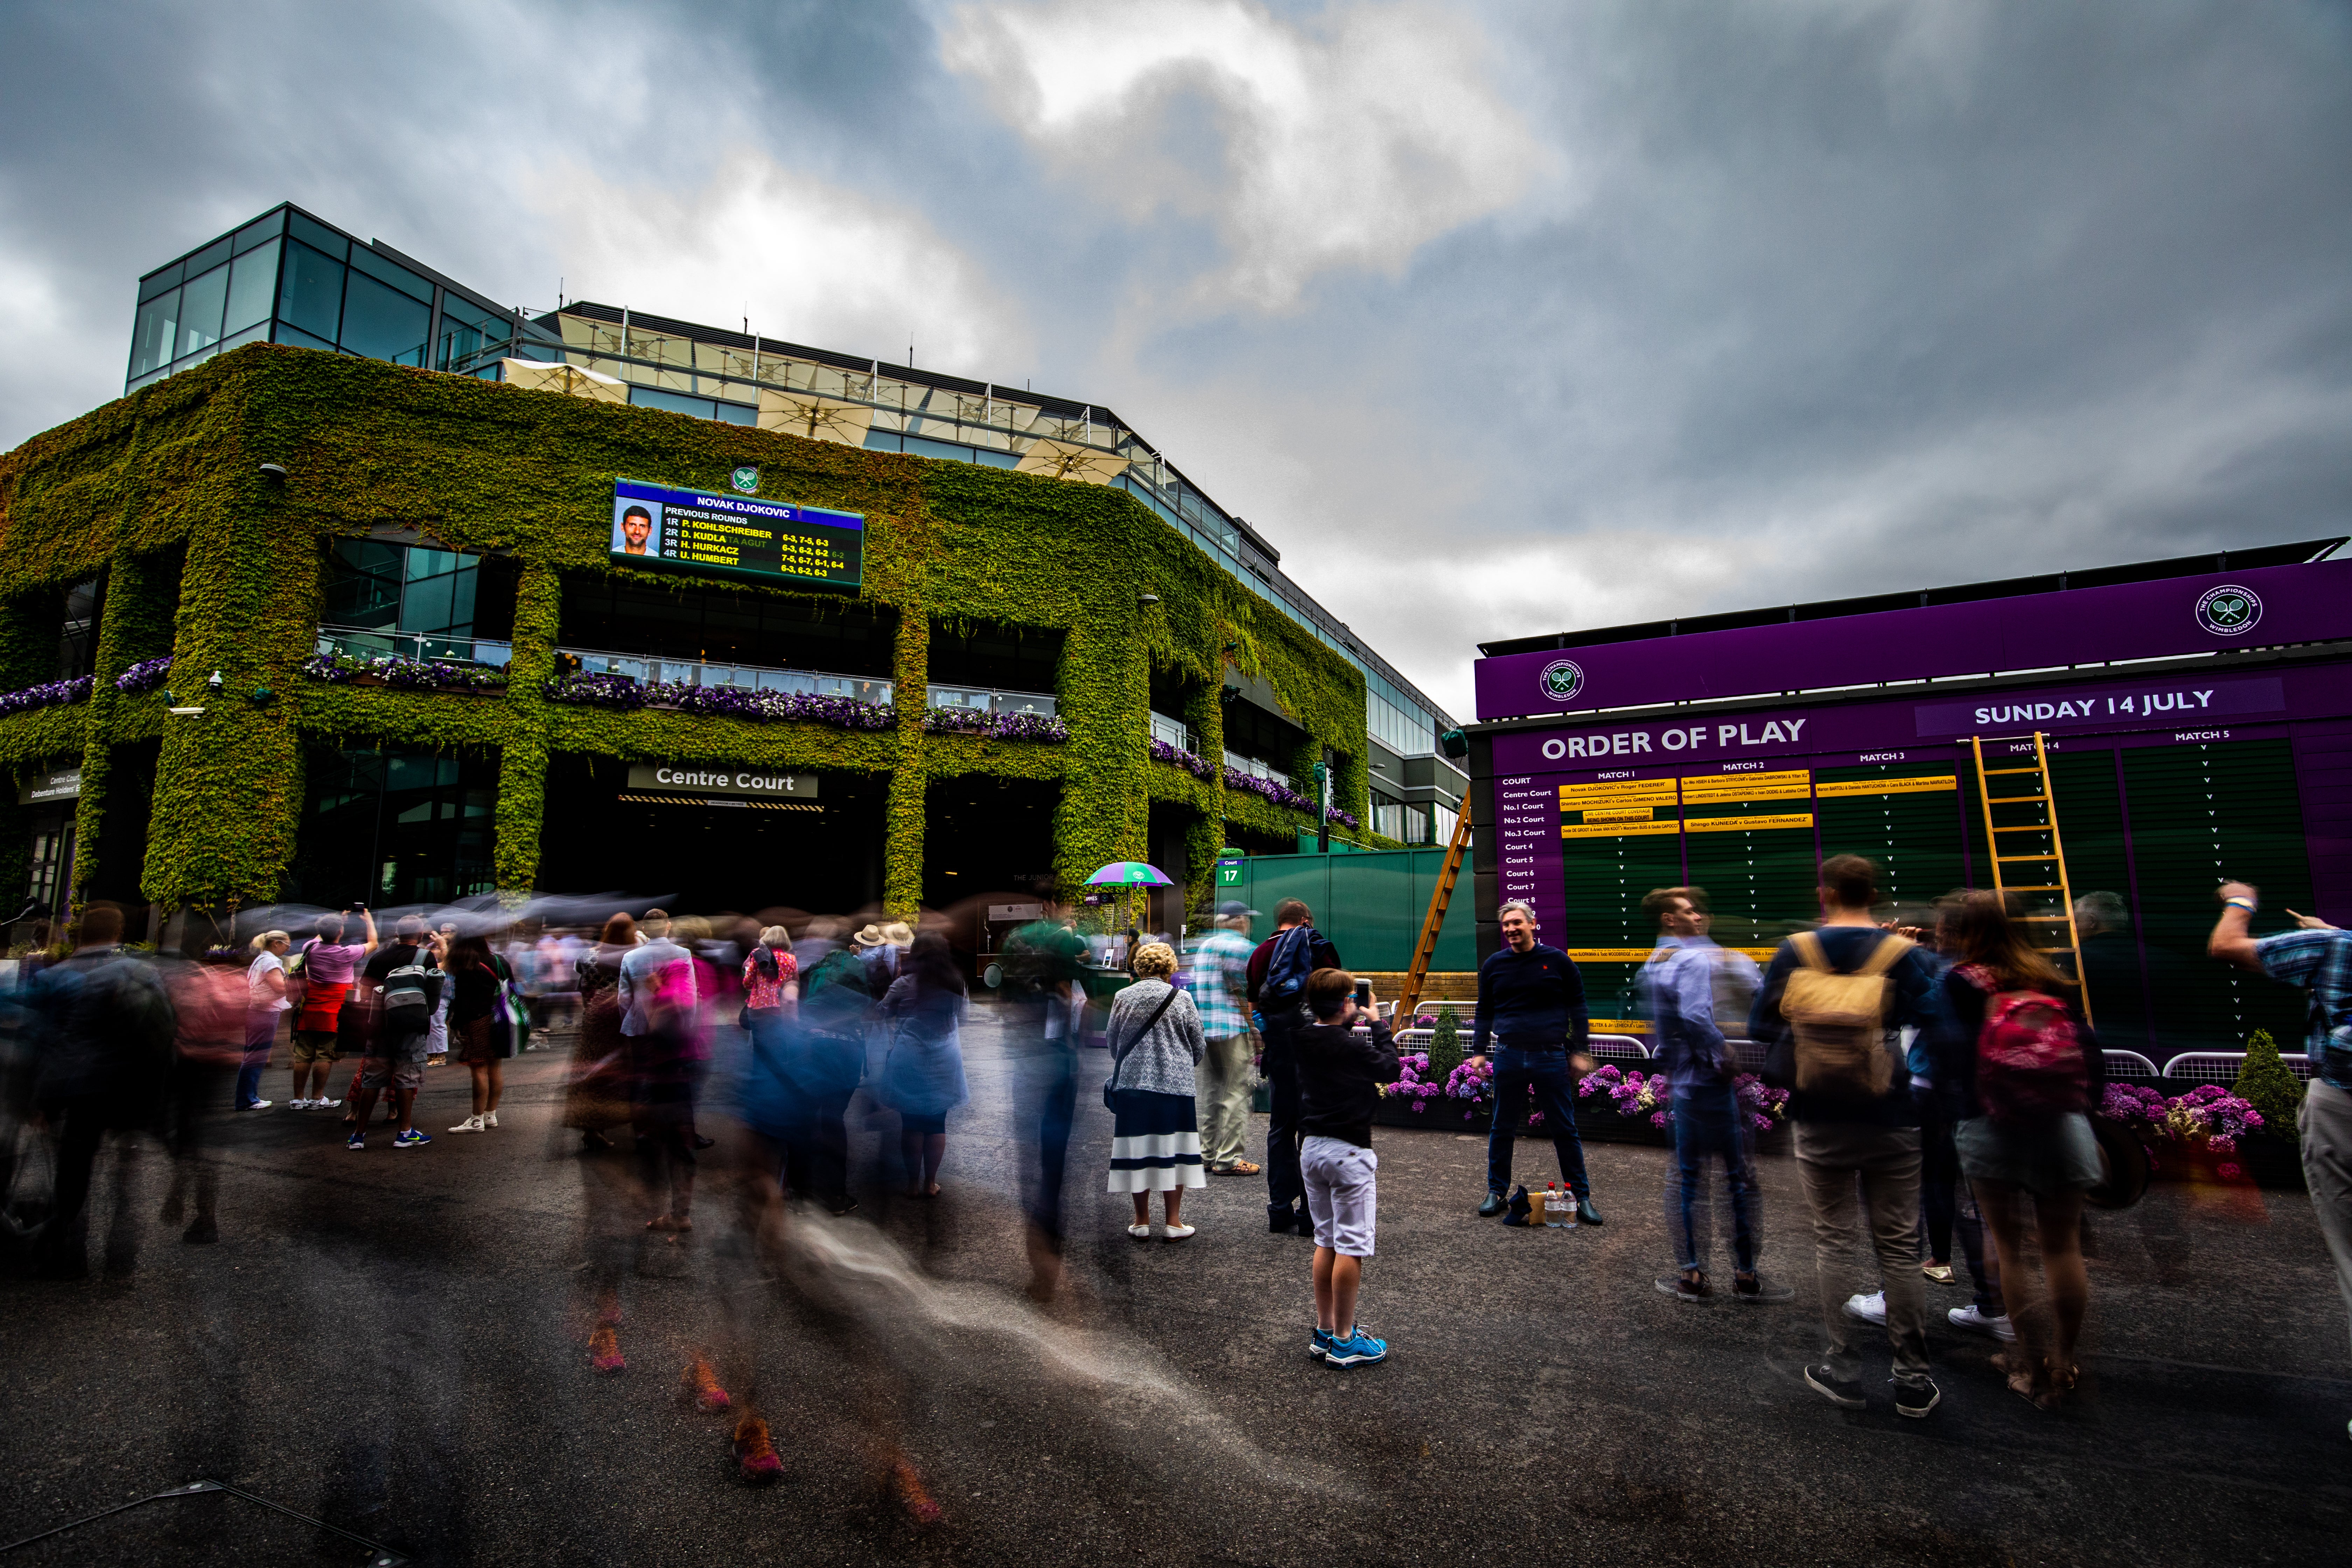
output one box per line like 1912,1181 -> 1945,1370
2161,1050 -> 2314,1085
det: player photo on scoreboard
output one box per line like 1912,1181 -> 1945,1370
611,496 -> 660,557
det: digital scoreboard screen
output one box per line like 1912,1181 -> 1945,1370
609,478 -> 863,589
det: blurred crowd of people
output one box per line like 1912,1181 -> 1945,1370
5,847 -> 2349,1514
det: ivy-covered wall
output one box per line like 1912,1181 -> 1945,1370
0,343 -> 1384,922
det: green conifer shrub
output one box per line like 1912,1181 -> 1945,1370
2234,1028 -> 2305,1143
1429,1003 -> 1464,1079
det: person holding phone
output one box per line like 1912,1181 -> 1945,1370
1293,967 -> 1401,1367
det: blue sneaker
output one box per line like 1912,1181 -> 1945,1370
347,1133 -> 366,1151
1310,1328 -> 1334,1361
393,1129 -> 432,1148
1325,1327 -> 1388,1368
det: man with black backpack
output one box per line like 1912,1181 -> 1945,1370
345,918 -> 444,1150
1750,854 -> 1941,1417
1248,899 -> 1340,1236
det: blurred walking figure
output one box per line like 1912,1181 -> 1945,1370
289,909 -> 373,1109
1249,899 -> 1341,1235
240,930 -> 291,1110
1751,854 -> 1941,1417
1642,887 -> 1787,1302
877,932 -> 969,1197
1000,904 -> 1089,1295
425,919 -> 458,1068
1469,900 -> 1603,1224
564,914 -> 638,1148
787,917 -> 872,1214
621,910 -> 700,1231
1918,893 -> 2010,1341
2208,878 -> 2352,1440
26,904 -> 174,1279
1105,941 -> 1207,1239
446,935 -> 515,1133
1929,890 -> 2101,1409
740,924 -> 799,1024
1190,902 -> 1262,1177
161,948 -> 247,1244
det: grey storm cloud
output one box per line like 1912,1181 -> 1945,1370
2,0 -> 2347,723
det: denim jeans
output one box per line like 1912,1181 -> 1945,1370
1671,1084 -> 1757,1274
1485,1047 -> 1590,1200
236,1011 -> 277,1108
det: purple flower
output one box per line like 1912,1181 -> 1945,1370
1149,738 -> 1216,780
307,652 -> 505,691
115,657 -> 172,694
925,707 -> 1070,742
0,674 -> 93,718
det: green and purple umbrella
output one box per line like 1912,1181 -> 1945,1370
1085,861 -> 1173,888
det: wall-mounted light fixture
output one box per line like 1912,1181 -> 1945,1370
1137,592 -> 1161,606
258,463 -> 287,483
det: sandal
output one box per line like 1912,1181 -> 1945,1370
2036,1362 -> 2080,1410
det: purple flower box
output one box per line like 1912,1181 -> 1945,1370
923,707 -> 1070,742
0,674 -> 93,719
542,672 -> 895,730
114,657 -> 172,694
304,652 -> 507,691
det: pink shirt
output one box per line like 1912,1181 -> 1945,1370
301,940 -> 369,986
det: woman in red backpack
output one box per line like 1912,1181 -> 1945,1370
1928,890 -> 2104,1408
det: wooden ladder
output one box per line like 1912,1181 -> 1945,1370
1394,791 -> 1473,1026
1967,730 -> 2092,1025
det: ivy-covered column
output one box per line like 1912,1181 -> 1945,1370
1181,662 -> 1227,923
70,548 -> 181,920
1056,610 -> 1150,901
0,588 -> 66,908
492,561 -> 561,899
143,471 -> 312,918
883,607 -> 928,917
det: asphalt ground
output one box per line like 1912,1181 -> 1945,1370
4,1007 -> 2349,1567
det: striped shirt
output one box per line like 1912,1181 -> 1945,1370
1189,929 -> 1256,1040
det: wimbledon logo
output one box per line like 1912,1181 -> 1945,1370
2194,584 -> 2262,638
730,466 -> 761,495
1540,659 -> 1586,704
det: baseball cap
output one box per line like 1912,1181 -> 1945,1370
1216,900 -> 1259,919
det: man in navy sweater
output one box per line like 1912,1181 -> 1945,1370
1470,900 -> 1602,1223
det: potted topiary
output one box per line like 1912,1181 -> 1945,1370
2234,1028 -> 2308,1188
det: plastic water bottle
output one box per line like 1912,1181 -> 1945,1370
1544,1182 -> 1565,1228
1563,1190 -> 1579,1229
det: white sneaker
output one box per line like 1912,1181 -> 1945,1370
314,1098 -> 341,1110
1161,1223 -> 1196,1241
243,1099 -> 273,1111
449,1114 -> 486,1134
483,1111 -> 499,1128
1126,1223 -> 1152,1240
1948,1304 -> 2016,1342
1843,1290 -> 1887,1325
287,1098 -> 312,1111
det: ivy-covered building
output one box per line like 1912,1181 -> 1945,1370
1,202 -> 1463,950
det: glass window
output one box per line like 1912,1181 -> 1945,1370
287,210 -> 348,261
324,540 -> 403,629
714,401 -> 756,426
138,262 -> 183,302
347,244 -> 432,304
338,270 -> 430,364
630,386 -> 715,419
278,241 -> 345,343
129,288 -> 179,379
174,263 -> 228,360
223,239 -> 279,337
233,210 -> 285,254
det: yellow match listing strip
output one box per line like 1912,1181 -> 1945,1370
1679,769 -> 1809,793
1559,782 -> 1678,804
1678,782 -> 1813,804
1566,950 -> 1666,964
1814,775 -> 1958,797
1682,812 -> 1815,833
1562,819 -> 1684,839
1577,807 -> 1657,823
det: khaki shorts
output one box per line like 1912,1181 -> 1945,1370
292,1031 -> 342,1065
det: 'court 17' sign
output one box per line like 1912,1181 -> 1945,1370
1540,659 -> 1586,705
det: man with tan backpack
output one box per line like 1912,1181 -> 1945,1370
1750,854 -> 1941,1418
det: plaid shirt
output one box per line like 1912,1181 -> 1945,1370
2256,929 -> 2352,1090
1189,929 -> 1257,1040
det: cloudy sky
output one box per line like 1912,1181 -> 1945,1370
4,0 -> 2347,722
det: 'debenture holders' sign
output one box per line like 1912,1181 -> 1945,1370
609,478 -> 863,589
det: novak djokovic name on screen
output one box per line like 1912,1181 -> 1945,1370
609,477 -> 864,589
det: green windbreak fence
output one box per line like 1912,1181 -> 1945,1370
1215,847 -> 1477,973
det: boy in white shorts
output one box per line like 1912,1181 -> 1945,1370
1294,967 -> 1401,1367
